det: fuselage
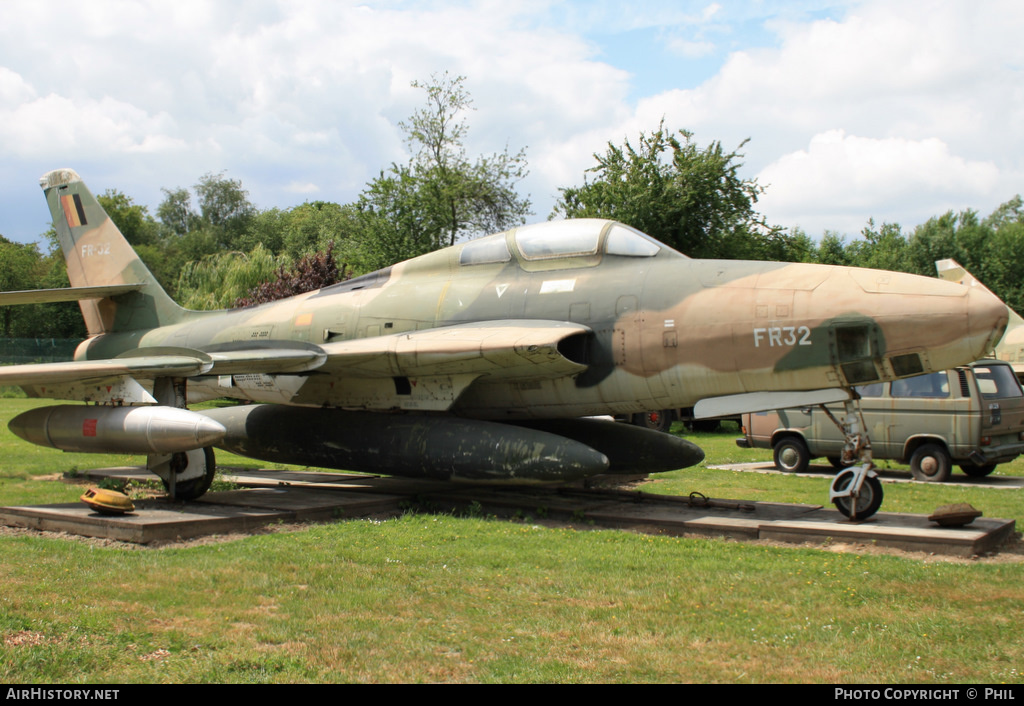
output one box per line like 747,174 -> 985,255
73,219 -> 1008,420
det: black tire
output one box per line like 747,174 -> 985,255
831,470 -> 884,520
773,436 -> 811,473
959,462 -> 998,478
160,447 -> 216,501
632,410 -> 673,433
909,443 -> 952,482
827,455 -> 855,470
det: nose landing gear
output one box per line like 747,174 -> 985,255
822,396 -> 883,520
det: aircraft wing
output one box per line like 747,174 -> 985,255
0,320 -> 591,404
317,319 -> 591,379
0,355 -> 212,386
0,283 -> 145,306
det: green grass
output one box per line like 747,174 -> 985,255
0,402 -> 1022,683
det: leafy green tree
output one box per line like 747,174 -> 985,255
847,219 -> 910,273
0,238 -> 84,340
553,121 -> 783,259
234,243 -> 348,308
157,173 -> 256,252
194,172 -> 256,240
175,245 -> 286,310
97,190 -> 159,246
816,231 -> 851,266
243,201 -> 363,262
356,73 -> 531,270
156,187 -> 196,238
0,237 -> 43,337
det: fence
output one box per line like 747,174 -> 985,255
0,338 -> 81,364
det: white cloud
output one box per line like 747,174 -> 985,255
757,130 -> 1002,234
614,0 -> 1024,235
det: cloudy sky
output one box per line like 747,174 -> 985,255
1,0 -> 1021,248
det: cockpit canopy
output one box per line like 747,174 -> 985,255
459,219 -> 677,268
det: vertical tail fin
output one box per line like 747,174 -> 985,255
40,168 -> 189,335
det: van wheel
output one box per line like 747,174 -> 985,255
632,410 -> 673,433
909,443 -> 952,482
773,437 -> 810,473
959,463 -> 997,478
827,455 -> 855,470
831,471 -> 883,520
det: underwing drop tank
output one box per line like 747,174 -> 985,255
199,405 -> 703,482
9,404 -> 226,455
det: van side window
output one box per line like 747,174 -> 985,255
854,383 -> 884,398
972,364 -> 1024,399
891,372 -> 949,399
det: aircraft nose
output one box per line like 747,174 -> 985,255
868,268 -> 1008,372
816,265 -> 1009,378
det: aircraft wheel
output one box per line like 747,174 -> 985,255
831,471 -> 883,520
160,447 -> 217,501
827,455 -> 854,471
773,436 -> 810,473
632,410 -> 673,433
909,443 -> 952,482
959,462 -> 998,478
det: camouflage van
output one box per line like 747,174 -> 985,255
737,360 -> 1024,481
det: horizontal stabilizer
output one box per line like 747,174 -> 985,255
694,388 -> 853,419
0,283 -> 145,306
0,355 -> 214,386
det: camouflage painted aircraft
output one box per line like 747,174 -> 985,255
0,169 -> 1009,519
936,259 -> 1024,378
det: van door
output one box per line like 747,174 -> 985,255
971,362 -> 1024,438
888,370 -> 963,458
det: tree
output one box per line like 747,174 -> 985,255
157,172 -> 256,250
156,187 -> 196,238
97,190 -> 159,246
553,122 -> 784,259
848,219 -> 911,273
0,237 -> 43,337
356,73 -> 531,270
234,243 -> 348,308
175,245 -> 285,311
194,172 -> 256,238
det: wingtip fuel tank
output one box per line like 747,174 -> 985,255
9,405 -> 226,455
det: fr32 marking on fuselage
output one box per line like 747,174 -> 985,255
753,326 -> 812,348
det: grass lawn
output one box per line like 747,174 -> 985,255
0,399 -> 1022,683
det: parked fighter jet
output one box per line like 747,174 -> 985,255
0,170 -> 1009,519
936,259 -> 1024,378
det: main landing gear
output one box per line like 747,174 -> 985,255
821,396 -> 883,520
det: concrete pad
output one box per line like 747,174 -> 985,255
0,501 -> 286,543
759,510 -> 1016,556
2,467 -> 1015,555
200,486 -> 403,521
